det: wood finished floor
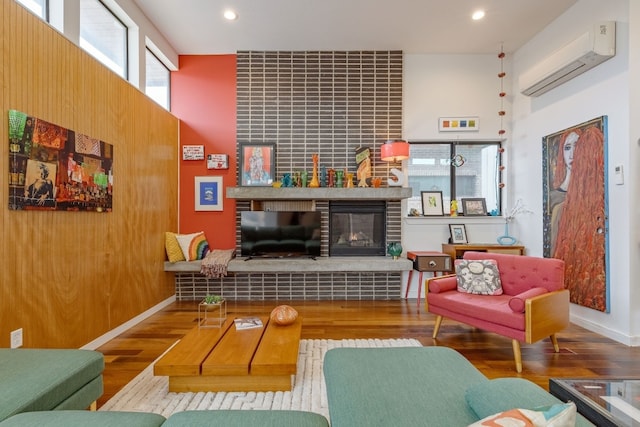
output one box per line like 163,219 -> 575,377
96,299 -> 640,408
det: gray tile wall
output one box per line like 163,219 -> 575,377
174,51 -> 405,301
236,50 -> 403,178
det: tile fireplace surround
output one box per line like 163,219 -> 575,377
170,187 -> 412,301
170,50 -> 410,301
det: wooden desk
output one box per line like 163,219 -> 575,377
441,243 -> 525,261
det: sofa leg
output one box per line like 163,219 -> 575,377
550,334 -> 560,352
432,315 -> 443,339
89,401 -> 97,411
511,340 -> 523,373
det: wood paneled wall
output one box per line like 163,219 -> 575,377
0,0 -> 179,348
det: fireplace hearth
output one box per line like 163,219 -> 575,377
329,201 -> 386,256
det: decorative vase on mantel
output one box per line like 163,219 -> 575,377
497,220 -> 517,246
387,242 -> 403,260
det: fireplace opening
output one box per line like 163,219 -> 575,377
329,201 -> 386,256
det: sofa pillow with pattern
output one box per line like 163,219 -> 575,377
455,259 -> 503,295
175,231 -> 210,261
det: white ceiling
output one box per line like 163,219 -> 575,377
132,0 -> 577,55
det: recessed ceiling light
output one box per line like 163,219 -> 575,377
472,10 -> 485,20
223,9 -> 238,20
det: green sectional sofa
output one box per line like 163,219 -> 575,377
323,346 -> 594,426
1,346 -> 593,426
0,349 -> 104,422
0,410 -> 329,427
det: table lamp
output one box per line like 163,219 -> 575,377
380,139 -> 409,186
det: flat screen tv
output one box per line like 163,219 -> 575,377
240,211 -> 321,259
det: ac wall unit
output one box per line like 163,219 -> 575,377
519,21 -> 616,97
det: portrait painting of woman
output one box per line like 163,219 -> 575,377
542,116 -> 608,312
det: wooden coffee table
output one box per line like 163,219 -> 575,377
153,315 -> 302,392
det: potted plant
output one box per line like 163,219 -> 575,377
202,294 -> 223,305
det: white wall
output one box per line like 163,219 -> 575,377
402,53 -> 513,299
511,0 -> 637,345
403,0 -> 639,346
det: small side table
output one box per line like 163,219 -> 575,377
406,251 -> 452,307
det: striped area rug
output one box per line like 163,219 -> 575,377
100,338 -> 421,419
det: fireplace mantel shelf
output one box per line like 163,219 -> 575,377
226,187 -> 412,200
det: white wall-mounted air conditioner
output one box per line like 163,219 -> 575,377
519,21 -> 616,97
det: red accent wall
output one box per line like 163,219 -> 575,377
171,55 -> 237,248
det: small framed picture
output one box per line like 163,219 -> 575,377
449,224 -> 468,244
421,191 -> 444,216
195,176 -> 223,211
438,116 -> 480,132
239,143 -> 275,186
461,198 -> 487,216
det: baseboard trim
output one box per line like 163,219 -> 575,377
570,313 -> 638,346
80,295 -> 176,350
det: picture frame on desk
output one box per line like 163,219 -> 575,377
449,224 -> 468,244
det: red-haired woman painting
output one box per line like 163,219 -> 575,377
544,118 -> 607,312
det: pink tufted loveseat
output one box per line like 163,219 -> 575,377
427,251 -> 569,372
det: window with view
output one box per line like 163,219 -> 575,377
16,0 -> 48,20
79,0 -> 127,78
145,49 -> 170,110
407,141 -> 502,216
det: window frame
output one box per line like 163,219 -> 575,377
16,0 -> 49,21
145,48 -> 171,110
79,0 -> 129,80
407,140 -> 503,216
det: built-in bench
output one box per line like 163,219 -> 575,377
164,256 -> 412,273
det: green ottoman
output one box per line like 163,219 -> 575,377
323,347 -> 489,426
0,411 -> 165,427
163,410 -> 329,427
0,349 -> 104,422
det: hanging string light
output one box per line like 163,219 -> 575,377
498,47 -> 507,137
497,48 -> 507,192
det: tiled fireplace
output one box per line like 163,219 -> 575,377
173,50 -> 407,301
329,201 -> 387,256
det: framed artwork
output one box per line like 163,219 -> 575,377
239,143 -> 275,186
461,198 -> 487,216
421,191 -> 444,216
439,116 -> 479,132
449,224 -> 468,244
195,176 -> 223,211
542,116 -> 609,312
8,109 -> 113,212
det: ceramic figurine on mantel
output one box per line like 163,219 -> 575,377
309,154 -> 320,187
335,170 -> 343,188
328,169 -> 335,187
345,171 -> 354,188
355,146 -> 372,187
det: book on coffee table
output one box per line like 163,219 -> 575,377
234,317 -> 263,330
